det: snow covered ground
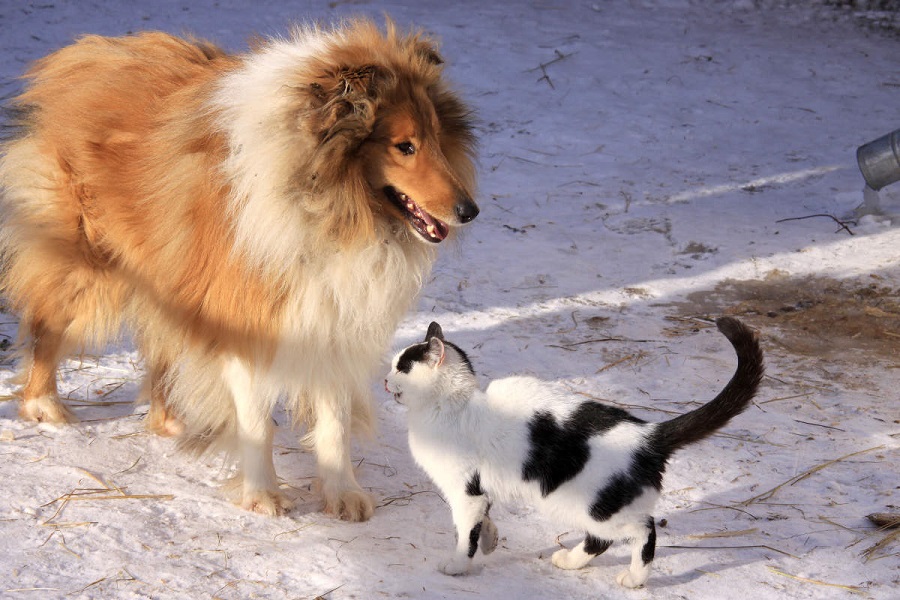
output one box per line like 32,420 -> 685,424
1,1 -> 898,598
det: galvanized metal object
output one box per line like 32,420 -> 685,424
857,128 -> 900,191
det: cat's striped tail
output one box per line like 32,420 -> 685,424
651,317 -> 764,455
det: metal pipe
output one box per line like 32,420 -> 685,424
857,128 -> 900,191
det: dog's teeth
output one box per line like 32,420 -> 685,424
427,224 -> 436,236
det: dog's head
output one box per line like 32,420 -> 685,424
301,21 -> 479,245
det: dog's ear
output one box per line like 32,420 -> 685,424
414,41 -> 443,66
307,65 -> 381,145
338,65 -> 378,95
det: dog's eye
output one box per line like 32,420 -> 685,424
396,141 -> 416,156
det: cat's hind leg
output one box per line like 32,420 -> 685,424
552,535 -> 612,570
616,517 -> 656,588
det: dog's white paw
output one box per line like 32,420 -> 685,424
322,486 -> 374,522
239,489 -> 292,516
19,395 -> 75,424
439,555 -> 472,576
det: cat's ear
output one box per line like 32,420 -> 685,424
426,322 -> 445,341
425,337 -> 445,368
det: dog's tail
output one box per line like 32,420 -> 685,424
651,317 -> 764,455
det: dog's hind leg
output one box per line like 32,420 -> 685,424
221,355 -> 292,516
18,319 -> 74,423
142,360 -> 185,437
312,388 -> 374,522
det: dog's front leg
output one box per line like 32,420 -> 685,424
312,391 -> 374,521
222,356 -> 292,516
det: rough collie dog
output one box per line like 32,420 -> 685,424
0,19 -> 478,520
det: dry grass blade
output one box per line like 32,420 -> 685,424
40,469 -> 173,525
72,577 -> 107,595
114,456 -> 143,476
68,399 -> 132,407
110,431 -> 148,440
65,493 -> 174,501
378,490 -> 442,508
766,565 -> 868,595
861,528 -> 900,562
77,468 -> 112,489
569,388 -> 676,415
661,544 -> 797,558
759,392 -> 814,404
688,528 -> 758,539
865,531 -> 900,561
595,351 -> 647,374
737,445 -> 884,506
273,523 -> 315,540
314,584 -> 345,600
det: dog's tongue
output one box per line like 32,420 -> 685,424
400,194 -> 450,243
418,209 -> 449,242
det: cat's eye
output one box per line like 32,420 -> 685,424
396,141 -> 416,156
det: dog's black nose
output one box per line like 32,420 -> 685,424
455,196 -> 480,224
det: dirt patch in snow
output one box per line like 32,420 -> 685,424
664,270 -> 900,362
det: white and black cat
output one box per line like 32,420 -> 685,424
385,317 -> 763,588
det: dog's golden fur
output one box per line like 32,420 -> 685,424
0,20 -> 478,519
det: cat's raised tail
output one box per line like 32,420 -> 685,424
651,317 -> 764,454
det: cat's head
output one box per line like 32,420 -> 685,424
385,321 -> 477,408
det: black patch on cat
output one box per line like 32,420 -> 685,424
641,517 -> 657,565
396,342 -> 429,374
589,444 -> 667,522
467,521 -> 483,558
590,473 -> 638,521
445,340 -> 475,375
402,332 -> 475,376
465,471 -> 483,496
584,535 -> 613,556
523,402 -> 645,497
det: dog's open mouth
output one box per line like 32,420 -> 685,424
385,186 -> 449,243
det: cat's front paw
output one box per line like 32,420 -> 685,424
480,516 -> 499,555
616,567 -> 650,589
551,547 -> 578,570
439,555 -> 472,576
